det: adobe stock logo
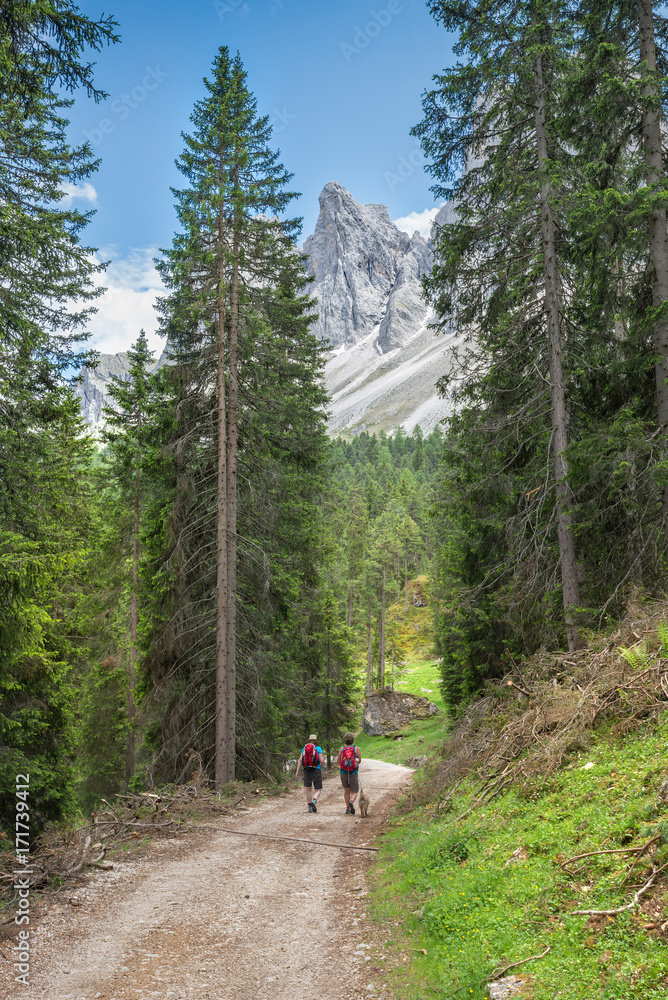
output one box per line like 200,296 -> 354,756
340,2 -> 404,63
82,66 -> 169,147
271,107 -> 296,135
385,149 -> 424,192
213,0 -> 249,21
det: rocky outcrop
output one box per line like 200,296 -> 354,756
488,977 -> 525,999
362,689 -> 438,737
75,183 -> 458,435
75,349 -> 168,429
304,181 -> 430,352
405,754 -> 428,768
76,352 -> 131,427
377,232 -> 431,353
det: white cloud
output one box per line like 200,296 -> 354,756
393,206 -> 443,239
86,247 -> 166,357
59,181 -> 98,207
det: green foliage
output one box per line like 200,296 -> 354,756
656,620 -> 668,657
374,720 -> 668,999
415,0 -> 668,709
0,0 -> 119,831
77,658 -> 128,810
0,534 -> 76,835
327,427 -> 442,686
618,642 -> 650,670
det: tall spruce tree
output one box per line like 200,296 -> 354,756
414,0 -> 585,652
635,0 -> 668,550
157,47 -> 301,784
0,2 -> 117,830
102,331 -> 159,785
145,47 -> 348,784
550,0 -> 668,608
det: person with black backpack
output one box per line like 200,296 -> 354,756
295,734 -> 324,813
337,733 -> 361,814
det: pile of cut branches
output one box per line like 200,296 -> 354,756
415,600 -> 668,814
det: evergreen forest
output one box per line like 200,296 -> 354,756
4,0 -> 668,844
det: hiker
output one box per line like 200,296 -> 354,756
337,733 -> 361,814
295,733 -> 324,813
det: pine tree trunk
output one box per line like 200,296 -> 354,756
405,547 -> 408,611
366,584 -> 373,696
533,43 -> 582,652
379,564 -> 386,687
366,621 -> 372,698
225,177 -> 241,784
215,200 -> 229,788
126,470 -> 140,788
637,0 -> 668,555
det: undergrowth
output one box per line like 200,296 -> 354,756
368,599 -> 668,999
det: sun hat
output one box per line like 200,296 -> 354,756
308,733 -> 318,741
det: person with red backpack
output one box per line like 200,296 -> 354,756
295,734 -> 324,813
337,733 -> 361,814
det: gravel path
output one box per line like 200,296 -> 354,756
3,759 -> 410,1000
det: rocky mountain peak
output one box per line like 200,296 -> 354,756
303,181 -> 429,351
75,183 -> 456,436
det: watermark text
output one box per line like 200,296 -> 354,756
341,2 -> 404,63
13,774 -> 31,986
83,66 -> 169,147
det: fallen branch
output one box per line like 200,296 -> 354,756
204,825 -> 379,853
66,834 -> 91,876
490,944 -> 551,980
436,778 -> 465,816
507,679 -> 533,698
572,862 -> 667,916
619,836 -> 662,888
449,766 -> 513,825
559,836 -> 661,870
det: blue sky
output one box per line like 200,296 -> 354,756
65,1 -> 454,355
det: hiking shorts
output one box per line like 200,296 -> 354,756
303,766 -> 322,790
340,769 -> 359,792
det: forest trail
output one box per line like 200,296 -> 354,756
14,759 -> 410,1000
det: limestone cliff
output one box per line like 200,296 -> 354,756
75,183 -> 457,435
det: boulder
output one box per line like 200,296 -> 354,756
362,688 -> 438,737
405,755 -> 428,768
488,977 -> 525,999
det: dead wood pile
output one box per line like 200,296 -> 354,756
421,599 -> 668,812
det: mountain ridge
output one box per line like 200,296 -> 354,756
74,182 -> 456,435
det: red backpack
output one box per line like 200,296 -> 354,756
340,745 -> 357,771
303,743 -> 319,767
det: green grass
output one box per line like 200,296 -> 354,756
370,717 -> 668,999
355,658 -> 450,767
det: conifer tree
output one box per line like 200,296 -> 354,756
147,48 -> 344,784
635,0 -> 668,550
414,0 -> 586,650
0,1 -> 117,829
576,0 -> 668,557
102,331 -> 159,784
158,47 -> 302,784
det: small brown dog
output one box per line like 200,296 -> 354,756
358,787 -> 369,818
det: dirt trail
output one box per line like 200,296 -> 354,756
4,759 -> 410,1000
